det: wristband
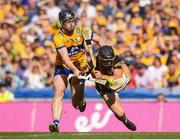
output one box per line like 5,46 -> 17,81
85,39 -> 91,45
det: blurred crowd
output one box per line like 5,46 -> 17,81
0,0 -> 179,90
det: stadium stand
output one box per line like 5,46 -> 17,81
0,0 -> 179,101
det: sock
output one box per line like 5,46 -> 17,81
121,114 -> 129,124
124,117 -> 128,124
115,113 -> 127,123
53,120 -> 59,126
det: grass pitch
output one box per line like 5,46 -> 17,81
0,132 -> 180,139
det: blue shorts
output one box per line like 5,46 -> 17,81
54,65 -> 85,83
54,65 -> 72,77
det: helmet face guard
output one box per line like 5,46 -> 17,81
62,18 -> 75,33
59,10 -> 75,33
98,56 -> 115,68
97,45 -> 115,68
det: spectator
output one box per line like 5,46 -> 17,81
44,0 -> 61,20
39,54 -> 53,87
16,58 -> 29,86
65,0 -> 79,13
0,81 -> 15,102
77,0 -> 96,19
135,63 -> 154,89
27,0 -> 40,23
147,56 -> 167,88
24,62 -> 46,89
11,55 -> 21,74
127,62 -> 137,88
164,62 -> 180,88
99,0 -> 113,18
156,93 -> 167,103
0,0 -> 179,90
0,56 -> 13,80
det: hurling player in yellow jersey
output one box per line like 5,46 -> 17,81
49,10 -> 105,132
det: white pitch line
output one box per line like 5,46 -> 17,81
31,102 -> 37,132
158,102 -> 164,132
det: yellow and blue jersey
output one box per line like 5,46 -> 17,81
53,26 -> 93,76
54,26 -> 89,67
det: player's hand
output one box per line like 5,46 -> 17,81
72,68 -> 81,78
93,70 -> 102,79
81,64 -> 92,76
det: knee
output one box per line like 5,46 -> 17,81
54,89 -> 65,100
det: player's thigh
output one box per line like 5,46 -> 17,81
53,74 -> 68,97
101,92 -> 125,114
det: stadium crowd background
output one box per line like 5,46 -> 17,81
0,0 -> 179,94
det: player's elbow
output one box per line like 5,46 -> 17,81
92,33 -> 105,47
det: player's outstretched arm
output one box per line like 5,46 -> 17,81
92,64 -> 130,91
82,27 -> 105,47
92,33 -> 106,47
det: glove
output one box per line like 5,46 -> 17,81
92,70 -> 103,79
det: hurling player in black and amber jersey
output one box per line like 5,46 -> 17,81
91,46 -> 136,131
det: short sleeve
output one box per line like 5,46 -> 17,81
53,33 -> 65,51
114,56 -> 123,69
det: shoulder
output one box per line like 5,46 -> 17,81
53,30 -> 66,47
5,90 -> 14,96
53,29 -> 64,40
160,65 -> 168,71
114,55 -> 122,63
53,29 -> 65,44
114,56 -> 123,68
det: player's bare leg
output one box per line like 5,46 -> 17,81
101,93 -> 136,131
49,74 -> 68,132
70,77 -> 86,112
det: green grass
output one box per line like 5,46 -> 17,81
0,132 -> 180,139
